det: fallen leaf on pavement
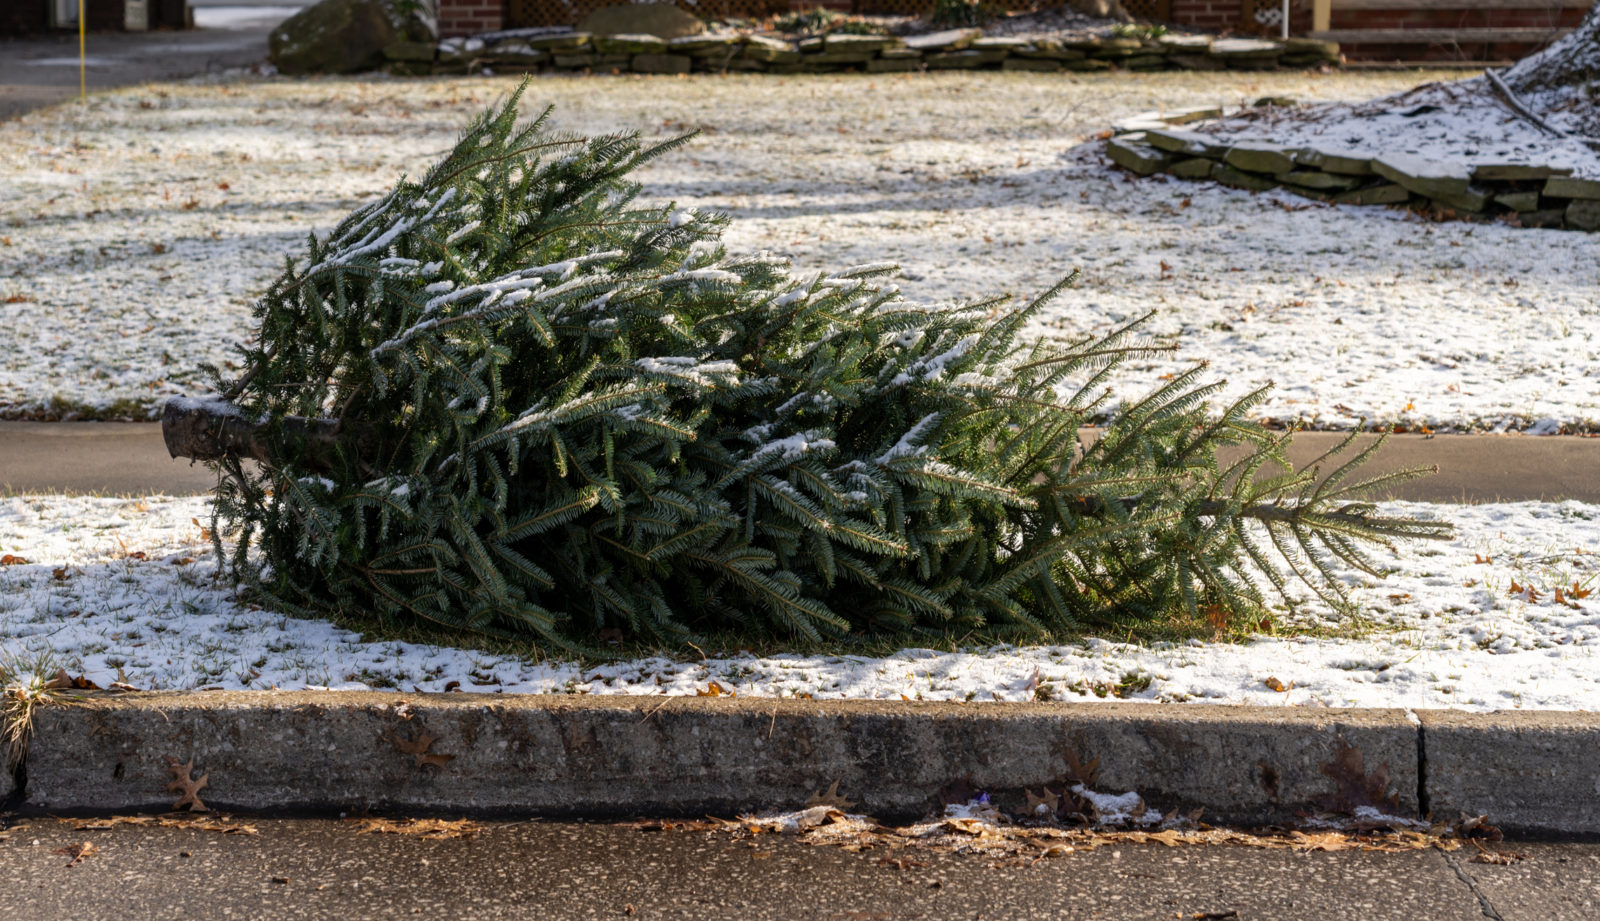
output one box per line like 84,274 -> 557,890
69,814 -> 256,834
54,841 -> 98,866
352,817 -> 484,840
805,779 -> 858,811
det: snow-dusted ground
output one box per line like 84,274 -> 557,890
2,495 -> 1597,710
3,72 -> 1597,431
1195,78 -> 1600,180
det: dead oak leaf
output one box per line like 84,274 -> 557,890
388,728 -> 455,770
53,841 -> 98,866
1023,788 -> 1060,816
804,779 -> 857,811
166,757 -> 210,812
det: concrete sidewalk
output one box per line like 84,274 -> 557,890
0,6 -> 294,121
9,693 -> 1600,836
3,421 -> 1597,501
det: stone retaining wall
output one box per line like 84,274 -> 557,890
1105,110 -> 1600,232
389,30 -> 1341,76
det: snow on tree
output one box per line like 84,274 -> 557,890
164,83 -> 1451,649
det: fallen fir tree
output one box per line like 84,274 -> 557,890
165,84 -> 1451,649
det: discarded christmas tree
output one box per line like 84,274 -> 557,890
166,84 -> 1451,648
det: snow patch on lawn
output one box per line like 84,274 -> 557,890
1,494 -> 1597,710
1193,78 -> 1600,179
2,73 -> 1596,431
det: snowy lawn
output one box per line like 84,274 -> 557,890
3,71 -> 1596,431
2,494 -> 1597,710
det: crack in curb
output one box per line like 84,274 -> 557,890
1442,850 -> 1506,921
1410,709 -> 1431,819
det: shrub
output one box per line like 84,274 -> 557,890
930,0 -> 1000,29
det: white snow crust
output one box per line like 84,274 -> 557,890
2,494 -> 1596,710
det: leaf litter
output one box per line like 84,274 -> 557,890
639,746 -> 1514,865
350,817 -> 486,840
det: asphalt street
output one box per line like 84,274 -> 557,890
0,5 -> 297,120
1,816 -> 1595,921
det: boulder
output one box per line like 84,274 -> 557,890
1278,170 -> 1361,191
1495,191 -> 1541,212
1332,183 -> 1410,205
1165,157 -> 1215,179
1002,57 -> 1060,72
743,35 -> 799,63
1210,162 -> 1278,191
1545,176 -> 1600,200
382,40 -> 435,62
1372,154 -> 1473,197
269,0 -> 400,75
1158,34 -> 1212,52
1293,147 -> 1373,175
1144,130 -> 1227,157
631,53 -> 692,74
528,32 -> 592,51
866,57 -> 922,73
579,3 -> 704,39
1472,163 -> 1571,181
1106,137 -> 1175,176
1223,142 -> 1294,175
1566,199 -> 1600,230
824,33 -> 895,53
903,29 -> 980,52
1518,209 -> 1568,228
594,33 -> 669,55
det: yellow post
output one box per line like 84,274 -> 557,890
1312,0 -> 1331,33
79,0 -> 86,102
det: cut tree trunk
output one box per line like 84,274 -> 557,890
162,396 -> 362,471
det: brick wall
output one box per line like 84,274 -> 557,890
1169,0 -> 1315,35
439,0 -> 506,36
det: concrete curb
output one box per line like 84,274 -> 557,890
12,691 -> 1593,834
19,693 -> 1414,825
1419,710 -> 1600,835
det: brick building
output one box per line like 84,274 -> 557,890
431,0 -> 1591,61
1,0 -> 189,35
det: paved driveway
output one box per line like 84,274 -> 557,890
0,5 -> 299,120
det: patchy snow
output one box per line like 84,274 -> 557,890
1,494 -> 1597,709
1191,78 -> 1600,179
2,72 -> 1596,432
